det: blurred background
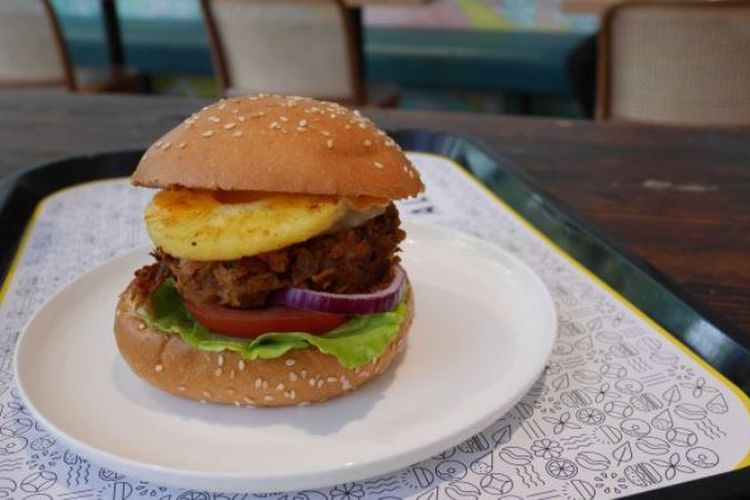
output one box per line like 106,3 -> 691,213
2,0 -> 749,126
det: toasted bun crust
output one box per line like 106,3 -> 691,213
114,279 -> 413,407
132,95 -> 424,200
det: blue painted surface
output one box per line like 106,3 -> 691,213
52,1 -> 584,95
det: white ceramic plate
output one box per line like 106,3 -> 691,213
15,222 -> 557,493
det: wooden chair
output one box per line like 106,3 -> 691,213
0,0 -> 75,90
596,0 -> 750,126
200,0 -> 397,106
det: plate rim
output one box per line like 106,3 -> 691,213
13,221 -> 558,492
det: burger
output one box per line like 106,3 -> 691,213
114,94 -> 424,407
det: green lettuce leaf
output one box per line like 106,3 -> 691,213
139,279 -> 407,369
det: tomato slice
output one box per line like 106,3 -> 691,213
184,300 -> 347,338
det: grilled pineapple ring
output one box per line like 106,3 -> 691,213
145,188 -> 348,261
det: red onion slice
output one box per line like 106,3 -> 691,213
271,266 -> 406,315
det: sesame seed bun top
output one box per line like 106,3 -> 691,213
131,95 -> 424,200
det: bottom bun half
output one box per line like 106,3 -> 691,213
114,279 -> 414,407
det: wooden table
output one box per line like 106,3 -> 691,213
1,91 -> 748,333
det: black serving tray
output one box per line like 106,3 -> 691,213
1,130 -> 749,499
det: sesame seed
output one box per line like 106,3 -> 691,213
224,123 -> 236,130
238,360 -> 246,371
289,372 -> 298,382
138,322 -> 145,330
201,131 -> 214,138
321,130 -> 331,137
230,370 -> 236,379
208,116 -> 221,123
243,396 -> 255,404
358,370 -> 370,378
344,124 -> 351,130
231,108 -> 239,114
178,142 -> 186,149
217,355 -> 225,366
218,103 -> 226,110
358,123 -> 367,129
269,121 -> 280,129
364,140 -> 372,147
308,378 -> 316,387
296,127 -> 306,132
327,376 -> 337,383
233,131 -> 243,137
203,390 -> 213,398
233,400 -> 241,407
248,96 -> 258,101
301,370 -> 308,379
377,129 -> 386,136
354,110 -> 362,116
326,139 -> 334,149
280,116 -> 289,122
286,359 -> 296,366
154,364 -> 163,372
238,116 -> 246,122
254,378 -> 263,389
276,383 -> 285,392
298,119 -> 308,127
162,142 -> 172,151
317,379 -> 324,388
214,368 -> 223,377
298,402 -> 309,407
264,395 -> 274,402
178,385 -> 186,392
155,141 -> 164,148
374,161 -> 384,169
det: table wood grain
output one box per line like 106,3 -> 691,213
1,90 -> 748,333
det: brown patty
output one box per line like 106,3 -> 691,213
155,203 -> 404,308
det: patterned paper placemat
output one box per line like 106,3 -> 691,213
0,152 -> 749,500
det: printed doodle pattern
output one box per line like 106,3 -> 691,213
0,152 -> 748,499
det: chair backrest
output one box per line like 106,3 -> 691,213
201,0 -> 363,103
0,0 -> 74,89
596,0 -> 750,126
